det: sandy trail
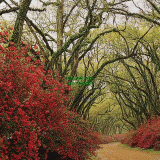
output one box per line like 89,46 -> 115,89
95,142 -> 160,160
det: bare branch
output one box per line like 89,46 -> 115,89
110,8 -> 160,26
0,7 -> 18,16
132,24 -> 153,54
28,7 -> 46,12
9,0 -> 18,6
0,1 -> 46,16
92,53 -> 137,80
132,0 -> 146,14
26,17 -> 54,55
44,33 -> 57,43
146,0 -> 160,14
39,0 -> 59,6
79,28 -> 125,61
63,0 -> 81,28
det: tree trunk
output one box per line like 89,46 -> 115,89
56,0 -> 64,75
11,0 -> 32,46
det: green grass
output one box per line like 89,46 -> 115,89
119,143 -> 160,154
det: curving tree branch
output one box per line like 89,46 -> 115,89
110,8 -> 160,26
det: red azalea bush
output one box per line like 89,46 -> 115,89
0,25 -> 101,160
121,116 -> 160,150
121,130 -> 137,146
97,134 -> 114,144
111,134 -> 126,142
93,133 -> 126,145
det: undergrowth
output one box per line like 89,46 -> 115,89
121,115 -> 160,151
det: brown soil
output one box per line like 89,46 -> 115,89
95,142 -> 160,160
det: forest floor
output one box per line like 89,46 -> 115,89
92,142 -> 160,160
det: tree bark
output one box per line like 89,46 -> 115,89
11,0 -> 32,46
56,0 -> 64,74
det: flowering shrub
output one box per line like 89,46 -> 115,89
121,130 -> 137,146
96,134 -> 120,144
97,134 -> 113,144
111,134 -> 126,142
92,133 -> 126,144
0,25 -> 101,160
121,116 -> 160,150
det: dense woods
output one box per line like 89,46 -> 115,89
0,0 -> 160,159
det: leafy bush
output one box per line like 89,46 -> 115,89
111,134 -> 126,142
98,134 -> 114,144
0,25 -> 101,160
95,134 -> 126,144
121,130 -> 137,146
121,116 -> 160,150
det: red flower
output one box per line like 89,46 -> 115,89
18,108 -> 25,116
38,140 -> 41,146
35,59 -> 41,65
6,116 -> 10,121
0,45 -> 4,50
64,97 -> 69,101
14,99 -> 21,105
13,116 -> 18,121
10,41 -> 15,45
34,45 -> 38,49
53,88 -> 58,91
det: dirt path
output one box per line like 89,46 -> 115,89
95,142 -> 160,160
